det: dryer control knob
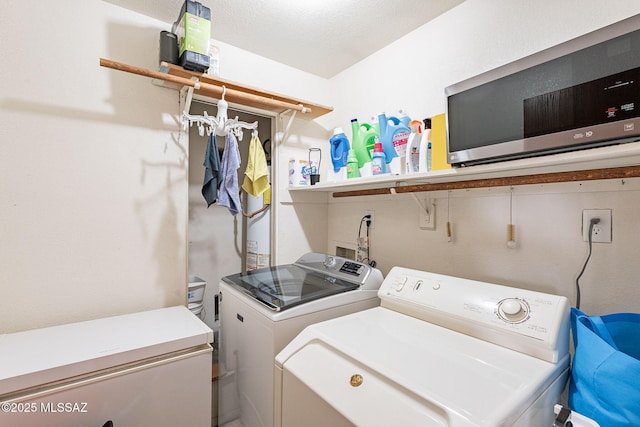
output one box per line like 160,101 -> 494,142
502,299 -> 522,315
497,298 -> 529,323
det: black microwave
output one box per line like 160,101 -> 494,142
446,14 -> 640,167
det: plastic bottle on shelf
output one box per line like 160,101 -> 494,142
207,41 -> 220,76
406,120 -> 423,173
371,137 -> 386,175
350,119 -> 367,168
367,115 -> 380,154
346,149 -> 360,178
378,111 -> 411,176
419,118 -> 432,173
329,127 -> 350,172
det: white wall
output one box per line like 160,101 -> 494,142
0,0 -> 189,332
0,0 -> 332,333
323,0 -> 640,315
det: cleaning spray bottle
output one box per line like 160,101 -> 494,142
419,118 -> 432,173
378,111 -> 411,174
371,137 -> 386,175
329,127 -> 350,173
406,120 -> 423,173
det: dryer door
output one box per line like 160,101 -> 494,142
277,341 -> 448,427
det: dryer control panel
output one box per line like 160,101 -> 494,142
380,267 -> 570,363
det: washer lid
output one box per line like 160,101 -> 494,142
222,264 -> 359,311
277,307 -> 569,426
0,306 -> 213,397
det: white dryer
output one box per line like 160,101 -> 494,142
275,267 -> 571,427
218,253 -> 383,427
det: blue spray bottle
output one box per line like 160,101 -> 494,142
329,127 -> 350,172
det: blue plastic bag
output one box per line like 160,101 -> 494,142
569,308 -> 640,427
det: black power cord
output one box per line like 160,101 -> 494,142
358,215 -> 376,267
575,218 -> 600,309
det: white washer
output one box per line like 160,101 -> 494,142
275,266 -> 571,427
218,253 -> 384,427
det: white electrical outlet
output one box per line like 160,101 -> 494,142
419,203 -> 436,230
582,209 -> 612,243
365,210 -> 375,229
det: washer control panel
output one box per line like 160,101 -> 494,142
381,267 -> 570,362
294,253 -> 383,290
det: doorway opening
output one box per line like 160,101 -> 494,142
187,100 -> 273,327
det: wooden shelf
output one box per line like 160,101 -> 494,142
159,63 -> 333,119
289,141 -> 640,197
99,58 -> 333,119
331,165 -> 640,197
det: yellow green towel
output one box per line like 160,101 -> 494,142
242,135 -> 270,197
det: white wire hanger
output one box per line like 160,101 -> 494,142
182,85 -> 258,141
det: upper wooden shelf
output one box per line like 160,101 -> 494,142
100,58 -> 334,119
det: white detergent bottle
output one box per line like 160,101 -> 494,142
406,120 -> 423,173
418,118 -> 432,173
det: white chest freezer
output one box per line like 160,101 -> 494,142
0,306 -> 213,427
